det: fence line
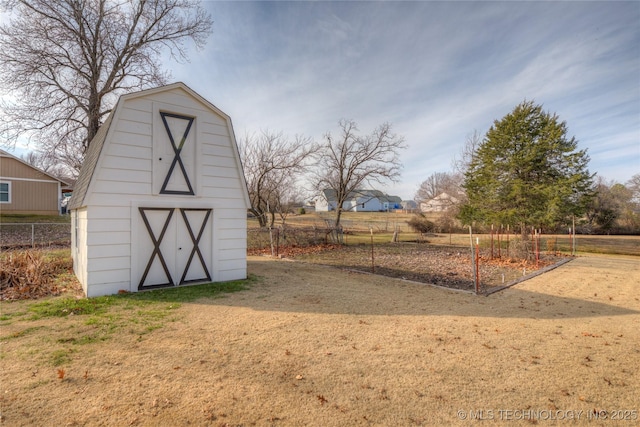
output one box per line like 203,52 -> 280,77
0,223 -> 71,249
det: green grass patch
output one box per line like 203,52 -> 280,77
1,276 -> 255,368
50,348 -> 74,366
4,326 -> 44,339
124,277 -> 254,303
5,276 -> 255,366
0,310 -> 28,322
28,296 -> 118,319
0,213 -> 71,224
21,276 -> 253,323
57,333 -> 110,345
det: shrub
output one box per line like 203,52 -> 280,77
406,214 -> 435,234
507,238 -> 532,260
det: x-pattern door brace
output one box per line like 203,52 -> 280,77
160,112 -> 195,195
138,207 -> 175,290
138,207 -> 213,290
179,208 -> 213,284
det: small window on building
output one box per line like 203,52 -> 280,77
0,182 -> 10,203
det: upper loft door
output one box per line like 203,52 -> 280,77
159,112 -> 195,195
153,106 -> 197,196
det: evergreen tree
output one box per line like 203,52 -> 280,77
461,100 -> 593,236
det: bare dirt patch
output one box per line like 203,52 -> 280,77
282,243 -> 566,292
1,255 -> 639,426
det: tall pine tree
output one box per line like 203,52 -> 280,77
461,101 -> 594,236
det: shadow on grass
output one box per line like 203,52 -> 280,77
17,258 -> 638,322
187,257 -> 640,320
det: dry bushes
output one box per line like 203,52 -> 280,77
406,213 -> 435,234
247,226 -> 338,252
0,250 -> 72,300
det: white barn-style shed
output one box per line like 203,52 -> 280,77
68,82 -> 250,297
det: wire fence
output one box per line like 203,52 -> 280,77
1,221 -> 577,295
465,227 -> 576,294
0,223 -> 71,250
247,225 -> 342,256
247,224 -> 577,294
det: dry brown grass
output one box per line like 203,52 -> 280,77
1,254 -> 638,426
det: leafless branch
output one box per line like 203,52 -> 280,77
312,119 -> 406,229
0,0 -> 212,173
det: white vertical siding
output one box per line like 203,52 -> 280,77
78,85 -> 248,297
71,209 -> 89,293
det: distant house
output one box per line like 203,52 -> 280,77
401,200 -> 418,211
420,192 -> 459,213
315,189 -> 403,212
0,149 -> 69,215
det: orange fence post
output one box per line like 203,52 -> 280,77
475,238 -> 480,294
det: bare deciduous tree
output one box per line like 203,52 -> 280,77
0,0 -> 213,175
312,119 -> 406,229
240,130 -> 317,228
414,171 -> 463,204
22,151 -> 73,182
453,129 -> 482,175
272,185 -> 304,225
628,173 -> 640,204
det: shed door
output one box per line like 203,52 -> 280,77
137,207 -> 213,290
156,112 -> 196,195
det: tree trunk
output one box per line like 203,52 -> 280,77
250,207 -> 267,227
334,207 -> 343,230
520,222 -> 528,240
86,92 -> 101,151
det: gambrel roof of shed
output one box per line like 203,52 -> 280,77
68,82 -> 250,210
67,110 -> 114,210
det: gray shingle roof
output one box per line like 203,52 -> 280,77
322,188 -> 401,203
68,110 -> 115,210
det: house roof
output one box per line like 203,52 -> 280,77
68,82 -> 250,210
321,188 -> 401,203
0,148 -> 70,186
430,192 -> 459,204
385,195 -> 402,203
420,192 -> 460,211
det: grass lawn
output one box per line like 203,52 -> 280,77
1,255 -> 638,426
0,213 -> 71,223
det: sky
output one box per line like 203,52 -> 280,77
5,1 -> 640,201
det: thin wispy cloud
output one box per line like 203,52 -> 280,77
155,2 -> 639,198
